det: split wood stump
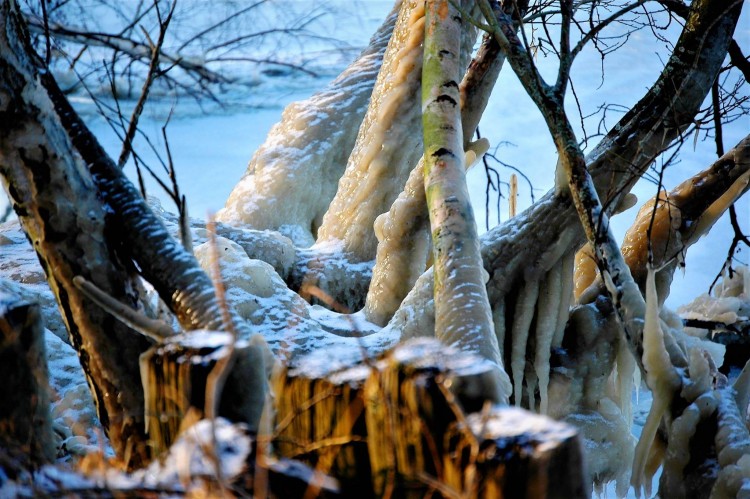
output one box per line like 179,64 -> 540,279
273,338 -> 589,498
0,293 -> 55,468
140,331 -> 267,456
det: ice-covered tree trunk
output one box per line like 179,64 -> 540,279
0,0 -> 152,465
315,0 -> 480,262
218,2 -> 401,247
364,23 -> 512,326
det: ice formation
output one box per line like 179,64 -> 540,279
217,4 -> 400,247
679,265 -> 750,331
316,0 -> 481,262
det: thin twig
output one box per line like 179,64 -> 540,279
117,0 -> 175,168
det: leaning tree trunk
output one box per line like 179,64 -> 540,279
0,0 -> 271,466
0,0 -> 152,466
218,2 -> 400,247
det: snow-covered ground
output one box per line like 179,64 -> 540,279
0,1 -> 748,496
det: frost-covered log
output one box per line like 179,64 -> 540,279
442,408 -> 588,498
0,294 -> 54,466
1,417 -> 342,497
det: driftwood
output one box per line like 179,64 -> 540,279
0,293 -> 54,467
273,338 -> 589,498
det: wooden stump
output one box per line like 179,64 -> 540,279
272,350 -> 372,492
0,293 -> 55,466
443,408 -> 588,498
273,338 -> 588,498
140,331 -> 267,455
363,339 -> 503,496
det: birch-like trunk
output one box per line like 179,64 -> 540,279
422,0 -> 506,399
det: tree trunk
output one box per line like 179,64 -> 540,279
0,0 -> 152,466
315,0 -> 481,263
421,0 -> 506,399
0,0 -> 271,466
218,2 -> 400,247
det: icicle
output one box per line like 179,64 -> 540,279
526,364 -> 537,412
614,336 -> 636,424
511,278 -> 540,407
492,299 -> 506,359
534,264 -> 562,415
680,347 -> 712,403
631,266 -> 682,497
733,359 -> 750,414
553,250 -> 574,348
316,0 -> 432,259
